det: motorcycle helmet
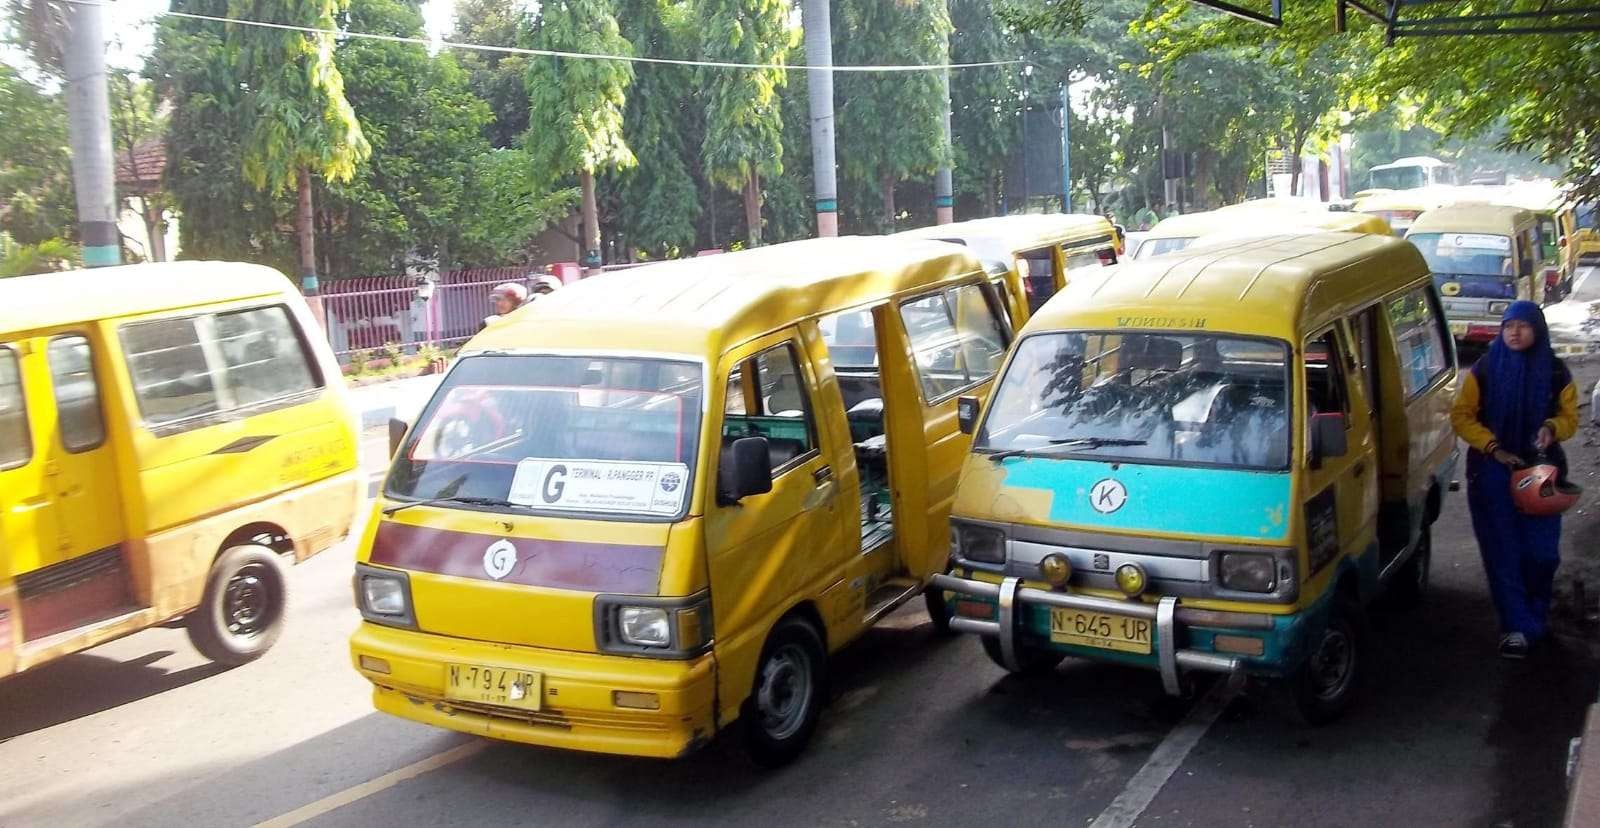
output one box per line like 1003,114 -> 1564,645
1510,462 -> 1582,516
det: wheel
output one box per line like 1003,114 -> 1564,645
981,635 -> 1065,676
741,616 -> 827,768
1389,528 -> 1431,610
1288,595 -> 1367,725
186,545 -> 288,666
923,586 -> 954,636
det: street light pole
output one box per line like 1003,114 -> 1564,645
801,0 -> 839,237
63,0 -> 120,268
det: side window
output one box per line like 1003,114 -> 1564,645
121,316 -> 222,425
0,347 -> 30,470
1304,330 -> 1350,421
1349,308 -> 1381,408
212,306 -> 319,407
988,277 -> 1013,332
899,283 -> 1008,402
47,335 -> 106,452
1019,248 -> 1058,311
723,342 -> 817,473
1385,287 -> 1451,398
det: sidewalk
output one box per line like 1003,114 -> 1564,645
346,373 -> 443,430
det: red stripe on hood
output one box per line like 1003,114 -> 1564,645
370,522 -> 663,594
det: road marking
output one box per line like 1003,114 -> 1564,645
1088,673 -> 1244,828
253,740 -> 486,828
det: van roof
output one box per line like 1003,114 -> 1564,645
0,261 -> 293,334
895,213 -> 1116,254
1406,203 -> 1534,235
469,236 -> 986,358
1352,185 -> 1463,213
1371,156 -> 1452,170
1142,203 -> 1383,243
1032,232 -> 1429,342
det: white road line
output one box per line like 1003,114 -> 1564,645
252,740 -> 487,828
1089,673 -> 1244,828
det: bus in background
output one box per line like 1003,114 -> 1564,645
1368,156 -> 1458,191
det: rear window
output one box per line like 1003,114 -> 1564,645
388,355 -> 705,519
0,347 -> 30,470
1133,237 -> 1193,260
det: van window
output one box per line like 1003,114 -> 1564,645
47,335 -> 106,452
1304,330 -> 1350,420
0,347 -> 29,469
724,342 -> 817,473
1385,287 -> 1450,397
1019,248 -> 1058,311
122,305 -> 320,428
900,284 -> 1008,402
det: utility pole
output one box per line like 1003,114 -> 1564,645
801,0 -> 839,237
934,65 -> 954,224
63,0 -> 120,268
1060,82 -> 1071,214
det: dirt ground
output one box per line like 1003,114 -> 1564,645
1535,356 -> 1600,638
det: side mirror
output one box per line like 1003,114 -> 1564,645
718,436 -> 774,505
1310,413 -> 1348,467
957,395 -> 981,435
388,416 -> 409,458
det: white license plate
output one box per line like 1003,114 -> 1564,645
445,664 -> 542,710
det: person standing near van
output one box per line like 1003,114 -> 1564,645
1451,300 -> 1581,658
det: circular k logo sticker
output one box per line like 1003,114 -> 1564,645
483,539 -> 518,580
1089,479 -> 1128,514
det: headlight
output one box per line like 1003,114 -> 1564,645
1488,300 -> 1511,315
1219,552 -> 1277,593
955,523 -> 1007,564
354,564 -> 415,628
618,606 -> 672,647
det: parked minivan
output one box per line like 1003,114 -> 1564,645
934,232 -> 1458,723
1406,203 -> 1542,344
350,236 -> 1017,764
0,263 -> 361,679
898,214 -> 1120,317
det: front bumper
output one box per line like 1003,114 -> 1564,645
932,573 -> 1312,695
351,622 -> 717,759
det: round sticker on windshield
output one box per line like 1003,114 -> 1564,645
660,471 -> 682,493
1089,479 -> 1128,514
483,539 -> 518,580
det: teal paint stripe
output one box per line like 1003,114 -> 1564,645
814,199 -> 838,213
934,196 -> 954,208
80,245 -> 121,268
999,457 -> 1292,541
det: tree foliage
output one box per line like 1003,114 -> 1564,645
949,0 -> 1019,214
0,63 -> 75,246
610,0 -> 701,258
522,0 -> 636,179
699,0 -> 792,191
452,0 -> 532,149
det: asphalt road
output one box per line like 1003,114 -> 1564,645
3,363 -> 1598,828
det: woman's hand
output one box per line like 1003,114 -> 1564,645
1492,448 -> 1526,468
1535,425 -> 1555,452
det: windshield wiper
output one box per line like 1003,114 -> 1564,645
382,495 -> 526,516
987,436 -> 1148,463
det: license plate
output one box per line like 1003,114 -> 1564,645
445,664 -> 542,711
1049,608 -> 1153,654
1448,321 -> 1469,336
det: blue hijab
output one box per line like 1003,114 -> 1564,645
1476,300 -> 1554,458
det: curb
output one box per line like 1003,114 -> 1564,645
1566,702 -> 1600,826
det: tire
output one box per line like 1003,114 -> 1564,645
1288,594 -> 1367,725
1389,528 -> 1431,610
924,586 -> 955,636
186,545 -> 289,667
981,635 -> 1065,676
742,616 -> 827,768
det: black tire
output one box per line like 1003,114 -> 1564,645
1389,528 -> 1431,610
742,616 -> 827,768
981,635 -> 1065,676
1288,595 -> 1367,725
186,545 -> 288,667
924,586 -> 955,636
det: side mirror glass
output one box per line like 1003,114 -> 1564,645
957,395 -> 981,435
388,416 -> 410,458
1310,413 -> 1348,466
718,436 -> 774,505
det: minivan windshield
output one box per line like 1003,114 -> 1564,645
1371,166 -> 1426,190
387,354 -> 704,519
977,331 -> 1291,470
1408,232 -> 1517,298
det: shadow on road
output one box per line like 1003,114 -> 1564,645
0,650 -> 228,743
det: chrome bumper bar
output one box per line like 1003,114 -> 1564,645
932,573 -> 1242,696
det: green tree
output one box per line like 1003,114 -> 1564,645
699,0 -> 792,246
0,63 -> 75,246
834,0 -> 953,230
611,0 -> 701,258
522,0 -> 636,268
949,0 -> 1018,216
108,72 -> 169,261
1069,103 -> 1116,210
452,0 -> 530,149
228,0 -> 371,292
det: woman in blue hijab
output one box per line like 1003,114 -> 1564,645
1451,300 -> 1581,658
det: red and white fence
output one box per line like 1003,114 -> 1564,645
321,267 -> 533,361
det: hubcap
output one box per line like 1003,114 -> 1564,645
756,643 -> 813,741
224,563 -> 277,638
1309,621 -> 1354,702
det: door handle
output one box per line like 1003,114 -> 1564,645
813,465 -> 834,485
1353,461 -> 1367,478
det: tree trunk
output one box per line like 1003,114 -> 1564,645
743,171 -> 763,247
142,198 -> 167,262
296,165 -> 317,289
880,172 -> 896,230
1288,130 -> 1309,197
1192,149 -> 1219,209
580,169 -> 601,274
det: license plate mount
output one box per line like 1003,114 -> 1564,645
1049,607 -> 1153,655
445,664 -> 543,711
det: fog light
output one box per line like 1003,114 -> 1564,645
613,690 -> 661,710
358,655 -> 391,675
1039,553 -> 1072,587
1114,563 -> 1147,597
1213,635 -> 1265,656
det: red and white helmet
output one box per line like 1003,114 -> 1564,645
1510,463 -> 1581,516
530,275 -> 562,295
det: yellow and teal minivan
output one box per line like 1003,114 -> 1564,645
934,232 -> 1459,723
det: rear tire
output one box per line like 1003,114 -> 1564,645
1390,528 -> 1431,610
1288,594 -> 1367,725
981,636 -> 1065,676
924,586 -> 955,636
742,616 -> 827,768
186,545 -> 288,667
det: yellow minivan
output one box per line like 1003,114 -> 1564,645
1405,203 -> 1542,344
350,236 -> 1017,764
0,262 -> 361,679
1352,186 -> 1462,235
934,232 -> 1459,723
1131,202 -> 1390,259
897,214 -> 1120,318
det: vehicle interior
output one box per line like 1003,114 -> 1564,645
818,309 -> 895,551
